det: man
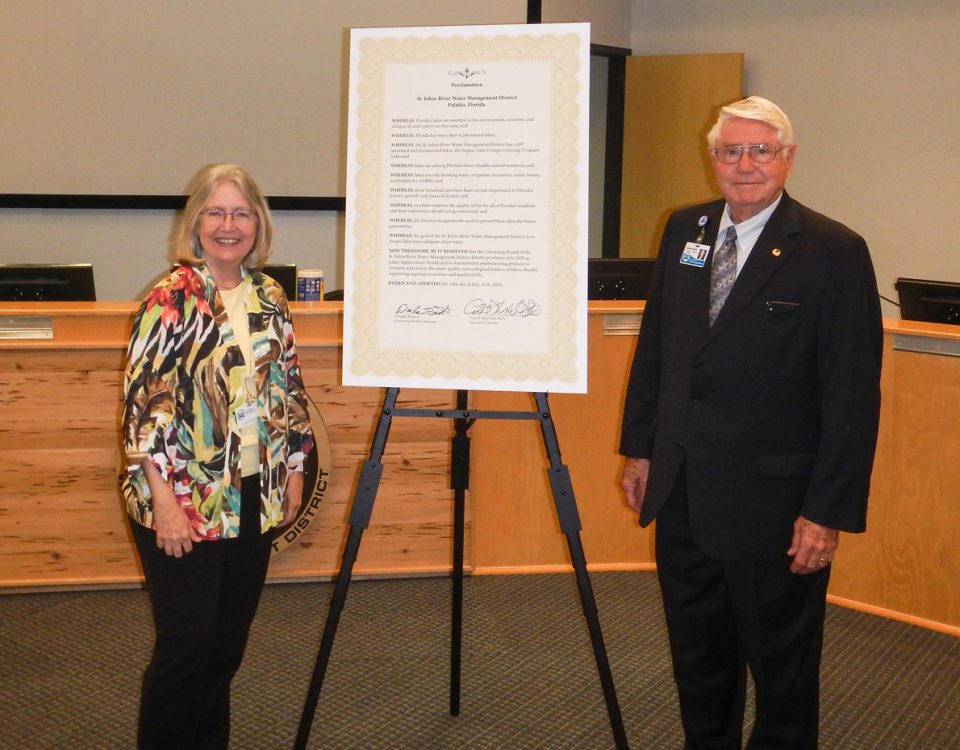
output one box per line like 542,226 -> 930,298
619,96 -> 882,749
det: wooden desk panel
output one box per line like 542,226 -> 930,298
829,336 -> 960,633
0,301 -> 958,636
470,310 -> 654,573
0,303 -> 461,588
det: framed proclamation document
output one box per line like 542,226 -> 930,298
342,23 -> 590,393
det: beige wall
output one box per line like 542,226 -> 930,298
0,0 -> 631,300
631,0 -> 960,317
1,0 -> 531,197
545,0 -> 632,46
14,0 -> 954,312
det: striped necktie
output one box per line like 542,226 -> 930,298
708,226 -> 738,326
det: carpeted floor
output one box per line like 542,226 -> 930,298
1,571 -> 958,749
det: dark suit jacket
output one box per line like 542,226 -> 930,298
619,192 -> 883,560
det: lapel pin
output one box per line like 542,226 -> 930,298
771,248 -> 782,257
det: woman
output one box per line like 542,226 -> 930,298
121,163 -> 313,749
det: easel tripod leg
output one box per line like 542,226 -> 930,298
450,390 -> 470,716
565,532 -> 630,750
293,388 -> 395,749
294,523 -> 366,750
536,394 -> 629,749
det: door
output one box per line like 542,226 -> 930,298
619,53 -> 743,257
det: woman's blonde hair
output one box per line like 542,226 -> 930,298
174,163 -> 273,270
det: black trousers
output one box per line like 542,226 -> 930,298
130,475 -> 272,750
655,469 -> 830,750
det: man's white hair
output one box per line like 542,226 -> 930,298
706,96 -> 794,147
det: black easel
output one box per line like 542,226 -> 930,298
294,387 -> 629,749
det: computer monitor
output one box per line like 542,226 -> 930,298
261,264 -> 297,300
895,277 -> 960,325
588,258 -> 656,300
0,263 -> 96,301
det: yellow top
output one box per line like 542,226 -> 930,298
220,284 -> 259,477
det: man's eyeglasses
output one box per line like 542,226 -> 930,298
200,208 -> 257,225
709,143 -> 788,165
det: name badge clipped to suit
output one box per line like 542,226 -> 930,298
679,215 -> 710,268
680,242 -> 710,268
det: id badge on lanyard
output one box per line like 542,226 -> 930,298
236,374 -> 258,429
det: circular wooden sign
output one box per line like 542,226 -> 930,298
272,397 -> 332,553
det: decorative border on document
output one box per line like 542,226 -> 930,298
347,30 -> 584,387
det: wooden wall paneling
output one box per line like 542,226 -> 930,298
0,338 -> 463,586
556,313 -> 656,569
0,348 -> 126,449
0,447 -> 139,585
470,391 -> 569,571
266,440 -> 459,579
0,346 -> 140,587
470,313 -> 655,573
269,346 -> 461,579
2,303 -> 958,635
829,339 -> 960,630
